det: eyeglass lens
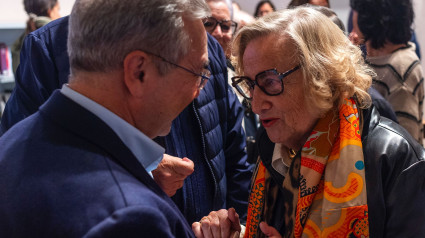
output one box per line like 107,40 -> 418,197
203,17 -> 236,33
236,70 -> 282,99
256,70 -> 284,95
232,66 -> 300,99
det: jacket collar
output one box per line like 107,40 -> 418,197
39,90 -> 166,196
360,104 -> 379,142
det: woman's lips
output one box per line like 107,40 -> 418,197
261,118 -> 278,128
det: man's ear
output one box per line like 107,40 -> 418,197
123,51 -> 150,97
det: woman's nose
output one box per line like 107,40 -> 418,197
250,87 -> 271,114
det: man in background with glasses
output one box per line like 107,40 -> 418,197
205,0 -> 260,163
203,1 -> 237,59
0,0 -> 252,231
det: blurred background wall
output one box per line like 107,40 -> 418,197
0,0 -> 424,79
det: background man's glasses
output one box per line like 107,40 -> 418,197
144,51 -> 210,90
203,17 -> 238,35
231,65 -> 300,99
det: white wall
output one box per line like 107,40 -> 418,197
0,0 -> 75,28
0,0 -> 424,73
413,0 -> 425,74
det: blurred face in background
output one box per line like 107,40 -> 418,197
349,10 -> 365,45
205,1 -> 235,57
257,3 -> 274,17
48,1 -> 61,20
309,0 -> 329,7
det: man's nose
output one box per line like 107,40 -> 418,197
212,24 -> 223,36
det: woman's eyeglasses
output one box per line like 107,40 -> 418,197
231,65 -> 300,99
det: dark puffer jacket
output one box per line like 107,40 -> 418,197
164,34 -> 252,223
0,16 -> 252,224
255,105 -> 425,237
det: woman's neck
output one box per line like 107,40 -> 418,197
366,41 -> 407,57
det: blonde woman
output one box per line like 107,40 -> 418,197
193,7 -> 425,238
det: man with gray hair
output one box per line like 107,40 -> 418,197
0,0 -> 210,237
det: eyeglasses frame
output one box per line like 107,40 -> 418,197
142,50 -> 211,90
231,65 -> 300,99
203,17 -> 238,35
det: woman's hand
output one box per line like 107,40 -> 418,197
192,208 -> 241,238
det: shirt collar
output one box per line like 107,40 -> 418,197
271,143 -> 292,176
60,84 -> 164,174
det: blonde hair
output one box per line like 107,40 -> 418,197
232,7 -> 374,115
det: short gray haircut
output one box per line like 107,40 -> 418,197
68,0 -> 210,75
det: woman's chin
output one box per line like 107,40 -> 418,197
265,129 -> 284,144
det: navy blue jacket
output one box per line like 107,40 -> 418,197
0,16 -> 251,224
165,35 -> 251,223
0,91 -> 195,237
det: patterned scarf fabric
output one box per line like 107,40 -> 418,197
245,98 -> 369,238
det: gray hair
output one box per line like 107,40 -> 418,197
68,0 -> 210,75
206,0 -> 233,20
232,7 -> 373,114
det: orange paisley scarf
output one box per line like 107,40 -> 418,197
245,98 -> 369,238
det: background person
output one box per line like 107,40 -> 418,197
204,0 -> 237,59
11,0 -> 61,74
350,0 -> 424,145
193,7 -> 425,238
254,0 -> 276,18
204,0 -> 259,160
309,4 -> 399,123
347,10 -> 421,59
287,0 -> 329,8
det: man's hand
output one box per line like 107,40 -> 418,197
192,208 -> 241,238
259,222 -> 281,238
152,154 -> 194,197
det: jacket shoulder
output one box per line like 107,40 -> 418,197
361,105 -> 425,236
362,105 -> 425,164
30,15 -> 69,40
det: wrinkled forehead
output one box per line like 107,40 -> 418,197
242,34 -> 298,74
208,1 -> 231,20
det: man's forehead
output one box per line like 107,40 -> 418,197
209,2 -> 231,18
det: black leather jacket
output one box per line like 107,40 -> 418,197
256,105 -> 425,237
